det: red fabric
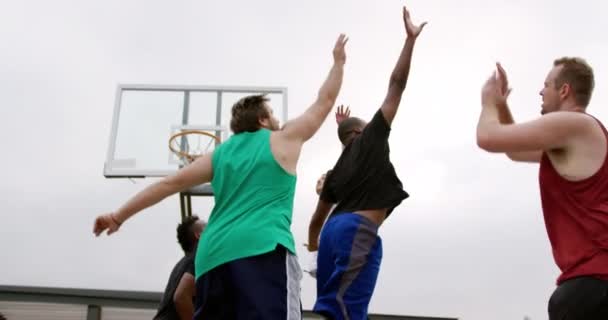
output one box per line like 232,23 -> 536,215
539,116 -> 608,285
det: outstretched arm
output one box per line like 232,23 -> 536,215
281,34 -> 348,142
380,6 -> 426,125
93,153 -> 213,236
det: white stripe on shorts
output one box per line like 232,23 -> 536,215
286,251 -> 302,320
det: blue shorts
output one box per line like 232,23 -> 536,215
193,245 -> 303,320
313,213 -> 383,320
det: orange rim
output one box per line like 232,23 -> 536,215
168,130 -> 221,160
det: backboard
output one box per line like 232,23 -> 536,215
104,84 -> 288,179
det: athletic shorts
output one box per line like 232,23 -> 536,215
548,276 -> 608,320
314,212 -> 383,320
193,245 -> 302,320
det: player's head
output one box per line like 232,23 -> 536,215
230,94 -> 280,133
338,117 -> 366,146
177,215 -> 206,254
540,57 -> 594,114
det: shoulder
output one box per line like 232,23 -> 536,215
540,111 -> 596,129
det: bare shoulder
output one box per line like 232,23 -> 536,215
563,111 -> 606,141
542,110 -> 594,126
539,111 -> 598,138
269,130 -> 300,175
580,112 -> 607,148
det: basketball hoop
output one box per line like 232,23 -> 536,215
168,130 -> 220,164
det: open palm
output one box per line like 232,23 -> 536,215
404,6 -> 427,38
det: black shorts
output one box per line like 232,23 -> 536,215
193,245 -> 302,320
548,276 -> 608,320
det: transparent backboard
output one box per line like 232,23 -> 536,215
104,85 -> 288,178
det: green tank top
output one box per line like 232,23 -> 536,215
194,129 -> 297,278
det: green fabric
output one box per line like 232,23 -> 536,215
194,129 -> 297,278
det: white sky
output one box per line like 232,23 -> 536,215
2,1 -> 608,319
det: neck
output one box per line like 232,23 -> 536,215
560,102 -> 586,113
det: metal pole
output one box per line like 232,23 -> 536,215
86,305 -> 101,320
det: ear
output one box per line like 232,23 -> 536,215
559,83 -> 571,100
258,116 -> 270,128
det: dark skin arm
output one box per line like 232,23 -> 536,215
173,272 -> 195,320
307,199 -> 333,251
380,6 -> 426,125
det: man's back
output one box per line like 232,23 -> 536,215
154,255 -> 194,320
194,128 -> 297,278
321,110 -> 408,218
539,115 -> 608,284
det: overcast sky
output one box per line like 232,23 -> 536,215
2,1 -> 608,319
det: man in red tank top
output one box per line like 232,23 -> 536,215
476,58 -> 608,320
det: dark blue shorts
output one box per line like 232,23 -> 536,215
313,213 -> 383,320
193,245 -> 302,320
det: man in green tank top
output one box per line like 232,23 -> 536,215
93,34 -> 348,320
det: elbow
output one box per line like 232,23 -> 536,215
316,92 -> 337,109
389,74 -> 407,91
476,131 -> 491,151
308,217 -> 322,230
476,131 -> 502,153
308,214 -> 325,232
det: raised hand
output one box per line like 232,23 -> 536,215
482,67 -> 510,108
403,5 -> 427,38
496,62 -> 512,99
333,33 -> 349,65
93,213 -> 122,236
335,105 -> 351,124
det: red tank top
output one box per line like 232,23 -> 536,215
539,116 -> 608,285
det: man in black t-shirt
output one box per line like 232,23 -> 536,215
154,215 -> 206,320
306,6 -> 425,320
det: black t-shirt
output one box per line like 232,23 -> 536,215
320,109 -> 409,217
153,254 -> 195,320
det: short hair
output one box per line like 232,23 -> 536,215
553,57 -> 595,107
230,94 -> 270,134
0,312 -> 6,320
177,215 -> 203,253
337,117 -> 365,145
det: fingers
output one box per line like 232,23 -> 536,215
93,217 -> 104,236
496,62 -> 508,81
483,71 -> 498,89
93,214 -> 119,237
495,62 -> 510,95
335,33 -> 348,48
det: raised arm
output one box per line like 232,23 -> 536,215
380,6 -> 426,125
477,66 -> 591,155
493,63 -> 542,162
93,153 -> 213,236
281,34 -> 348,142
